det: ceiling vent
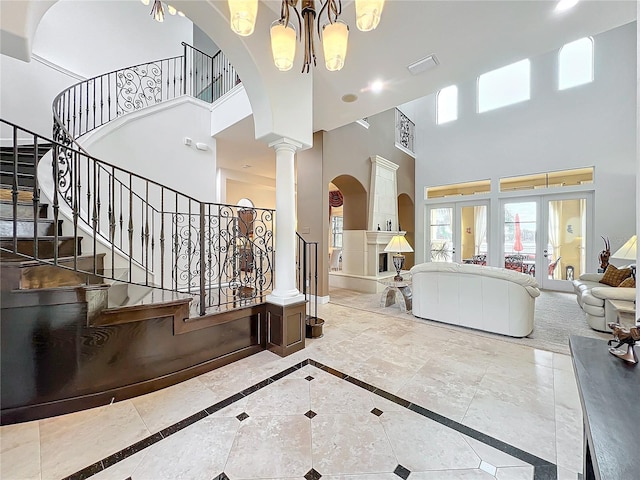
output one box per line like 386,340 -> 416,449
407,54 -> 439,76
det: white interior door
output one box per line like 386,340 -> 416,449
457,201 -> 490,264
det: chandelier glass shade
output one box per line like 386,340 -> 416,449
228,0 -> 384,73
228,0 -> 259,36
271,21 -> 297,71
355,0 -> 384,32
322,20 -> 349,71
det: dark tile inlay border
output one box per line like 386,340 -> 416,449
236,412 -> 249,421
304,410 -> 317,419
394,464 -> 411,479
305,375 -> 315,381
304,467 -> 322,480
371,407 -> 383,417
61,358 -> 556,480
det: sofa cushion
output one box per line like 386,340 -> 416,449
581,291 -> 604,307
599,265 -> 632,286
618,277 -> 636,288
583,303 -> 605,317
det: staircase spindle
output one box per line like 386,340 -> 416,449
188,200 -> 192,291
119,182 -> 123,247
110,166 -> 116,280
32,135 -> 40,260
144,181 -> 150,286
173,192 -> 178,291
92,79 -> 96,131
199,203 -> 206,315
11,127 -> 18,254
92,161 -> 98,274
128,175 -> 134,283
207,204 -> 212,309
73,151 -> 79,270
182,43 -> 187,95
86,154 -> 91,227
160,188 -> 165,290
52,144 -> 60,265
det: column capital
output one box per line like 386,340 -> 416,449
268,138 -> 303,152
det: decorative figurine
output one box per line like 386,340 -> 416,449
607,322 -> 640,364
599,236 -> 611,271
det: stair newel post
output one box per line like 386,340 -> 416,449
110,166 -> 116,280
199,202 -> 206,316
313,241 -> 319,321
144,181 -> 150,286
160,188 -> 165,290
32,134 -> 40,260
11,127 -> 18,254
128,175 -> 134,283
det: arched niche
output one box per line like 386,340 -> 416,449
331,175 -> 367,230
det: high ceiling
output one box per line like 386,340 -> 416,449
214,0 -> 636,179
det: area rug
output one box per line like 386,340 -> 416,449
328,287 -> 611,355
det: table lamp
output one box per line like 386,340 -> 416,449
384,235 -> 413,281
612,235 -> 637,279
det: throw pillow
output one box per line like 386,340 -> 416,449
618,277 -> 636,288
599,265 -> 632,287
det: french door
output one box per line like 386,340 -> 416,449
427,201 -> 490,263
501,193 -> 592,291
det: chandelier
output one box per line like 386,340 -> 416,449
228,0 -> 385,73
142,0 -> 185,22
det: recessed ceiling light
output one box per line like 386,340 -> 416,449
370,80 -> 384,93
555,0 -> 579,12
342,93 -> 358,103
242,164 -> 252,168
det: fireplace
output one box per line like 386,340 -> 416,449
379,253 -> 388,273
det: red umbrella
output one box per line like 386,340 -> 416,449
513,213 -> 523,252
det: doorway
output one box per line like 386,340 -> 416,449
501,193 -> 592,291
426,201 -> 490,264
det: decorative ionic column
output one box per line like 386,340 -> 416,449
265,138 -> 307,357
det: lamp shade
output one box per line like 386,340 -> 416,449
228,0 -> 258,36
270,21 -> 296,71
384,235 -> 413,253
355,0 -> 385,31
322,20 -> 349,71
612,235 -> 637,261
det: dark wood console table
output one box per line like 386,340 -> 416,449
569,335 -> 639,480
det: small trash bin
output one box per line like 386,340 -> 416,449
566,265 -> 574,281
305,317 -> 325,338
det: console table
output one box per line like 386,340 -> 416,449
569,335 -> 638,479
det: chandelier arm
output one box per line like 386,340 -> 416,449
292,7 -> 303,42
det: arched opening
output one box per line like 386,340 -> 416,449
398,193 -> 415,269
327,175 -> 367,284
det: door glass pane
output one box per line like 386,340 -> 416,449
430,207 -> 453,262
547,199 -> 585,281
461,205 -> 488,264
504,202 -> 536,274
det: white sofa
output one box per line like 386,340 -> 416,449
572,272 -> 635,332
409,262 -> 540,338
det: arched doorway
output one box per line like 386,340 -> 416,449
328,175 -> 367,286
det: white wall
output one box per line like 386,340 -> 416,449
82,98 -> 217,203
410,22 -> 637,270
33,0 -> 192,78
1,0 -> 192,137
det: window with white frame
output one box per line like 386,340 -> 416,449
331,216 -> 343,248
478,59 -> 530,113
436,85 -> 458,124
558,37 -> 594,90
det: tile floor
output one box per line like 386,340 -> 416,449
0,298 -> 584,480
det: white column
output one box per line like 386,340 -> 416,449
267,138 -> 306,306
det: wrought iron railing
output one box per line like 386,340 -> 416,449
52,43 -> 239,158
395,108 -> 415,155
296,233 -> 320,323
2,119 -> 273,315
